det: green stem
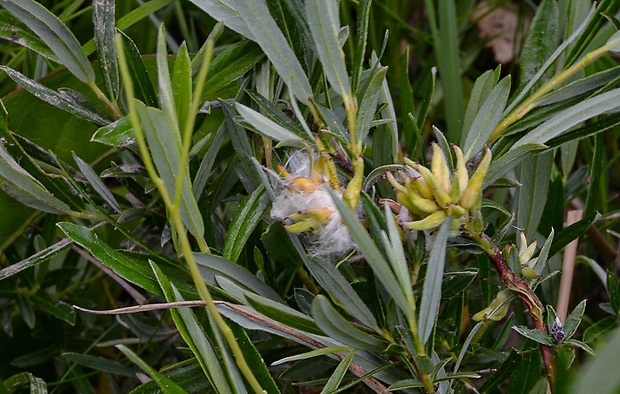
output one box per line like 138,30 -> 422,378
116,35 -> 264,394
489,37 -> 620,143
89,82 -> 122,120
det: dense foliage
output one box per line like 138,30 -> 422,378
1,0 -> 620,393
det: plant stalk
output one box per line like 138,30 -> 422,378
116,35 -> 265,393
489,36 -> 620,143
473,230 -> 555,390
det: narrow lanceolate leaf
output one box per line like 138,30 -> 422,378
327,188 -> 411,319
73,154 -> 121,214
306,0 -> 351,100
463,76 -> 511,161
0,66 -> 109,125
0,238 -> 70,281
514,88 -> 620,147
117,345 -> 186,394
172,42 -> 192,137
134,100 -> 205,239
0,0 -> 95,84
418,217 -> 451,345
156,24 -> 178,127
227,0 -> 313,103
357,67 -> 388,144
224,185 -> 268,263
512,325 -> 555,346
321,350 -> 356,394
484,143 -> 547,187
0,142 -> 70,214
0,10 -> 60,62
519,0 -> 559,87
312,295 -> 386,353
188,0 -> 254,40
58,222 -> 161,295
516,151 -> 552,241
234,102 -> 305,146
92,0 -> 119,99
118,31 -> 158,107
62,353 -> 135,377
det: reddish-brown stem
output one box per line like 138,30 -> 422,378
481,233 -> 556,391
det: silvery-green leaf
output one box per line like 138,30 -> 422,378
0,0 -> 95,84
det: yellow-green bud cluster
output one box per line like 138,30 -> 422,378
386,143 -> 492,233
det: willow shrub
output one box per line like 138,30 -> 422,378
0,0 -> 619,393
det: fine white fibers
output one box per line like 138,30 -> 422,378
271,185 -> 356,257
270,150 -> 356,257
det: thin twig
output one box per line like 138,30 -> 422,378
72,300 -> 391,393
480,233 -> 555,391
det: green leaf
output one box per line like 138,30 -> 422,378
584,133 -> 604,219
188,0 -> 254,40
92,0 -> 118,99
0,0 -> 95,84
306,0 -> 351,101
292,237 -> 377,328
352,0 -> 371,93
515,88 -> 620,147
0,10 -> 60,63
234,102 -> 305,146
512,325 -> 554,346
134,100 -> 204,239
461,70 -> 495,147
227,0 -> 313,103
516,150 -> 553,241
0,238 -> 70,281
223,185 -> 268,263
311,295 -> 386,353
90,116 -> 134,148
564,338 -> 594,356
534,66 -> 620,107
506,345 -> 543,394
117,344 -> 186,394
150,263 -> 233,394
388,379 -> 426,390
564,299 -> 587,340
156,24 -> 178,127
62,353 -> 134,377
0,66 -> 109,125
118,31 -> 158,107
17,294 -> 35,329
73,154 -> 121,214
201,40 -> 264,99
193,253 -> 281,301
519,0 -> 559,87
245,291 -> 323,336
381,203 -> 413,304
229,323 -> 281,394
0,142 -> 71,214
327,188 -> 411,321
172,42 -> 192,137
31,294 -> 75,325
463,76 -> 511,161
549,213 -> 597,257
321,350 -> 356,394
608,271 -> 620,314
272,346 -> 350,366
246,90 -> 308,138
583,316 -> 616,343
485,143 -> 547,187
356,67 -> 388,145
57,222 -> 161,295
417,218 -> 450,345
532,228 -> 554,275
